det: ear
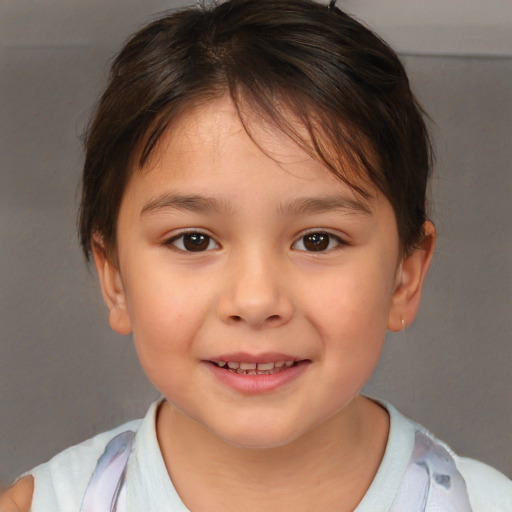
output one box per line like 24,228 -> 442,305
92,236 -> 132,335
387,221 -> 436,332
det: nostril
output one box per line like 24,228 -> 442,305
228,314 -> 282,325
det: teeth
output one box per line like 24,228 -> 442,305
239,362 -> 257,370
217,360 -> 297,374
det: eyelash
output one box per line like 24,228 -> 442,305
164,230 -> 347,253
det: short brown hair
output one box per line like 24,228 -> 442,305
79,0 -> 432,261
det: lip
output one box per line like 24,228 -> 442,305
203,354 -> 310,394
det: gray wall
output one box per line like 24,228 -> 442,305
1,1 -> 511,482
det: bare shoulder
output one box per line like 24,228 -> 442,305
0,476 -> 34,512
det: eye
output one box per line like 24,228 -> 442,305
166,232 -> 219,252
293,232 -> 344,252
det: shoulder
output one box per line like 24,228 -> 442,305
0,476 -> 33,512
27,418 -> 141,511
379,400 -> 512,512
454,455 -> 512,512
420,425 -> 512,511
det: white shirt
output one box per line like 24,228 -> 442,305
27,399 -> 512,511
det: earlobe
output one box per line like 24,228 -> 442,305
387,221 -> 436,332
92,237 -> 132,336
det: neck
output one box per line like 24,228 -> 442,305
156,396 -> 389,512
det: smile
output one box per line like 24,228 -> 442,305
213,360 -> 296,375
206,356 -> 310,393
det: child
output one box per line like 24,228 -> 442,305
2,0 -> 511,510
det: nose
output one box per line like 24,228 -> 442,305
216,251 -> 294,328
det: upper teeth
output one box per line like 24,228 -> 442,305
218,360 -> 294,371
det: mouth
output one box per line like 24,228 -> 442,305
205,355 -> 310,393
209,359 -> 304,375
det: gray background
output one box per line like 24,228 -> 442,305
1,1 -> 511,483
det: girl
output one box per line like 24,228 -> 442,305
2,0 -> 511,510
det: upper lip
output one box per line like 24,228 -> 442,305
207,352 -> 303,364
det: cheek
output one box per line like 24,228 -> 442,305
305,259 -> 396,338
122,268 -> 210,370
317,284 -> 389,396
301,257 -> 396,392
126,288 -> 205,400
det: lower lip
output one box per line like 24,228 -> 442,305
204,361 -> 310,394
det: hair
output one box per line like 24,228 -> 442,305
79,0 -> 432,262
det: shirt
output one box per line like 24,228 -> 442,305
27,399 -> 512,511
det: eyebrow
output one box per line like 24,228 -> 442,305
278,195 -> 372,216
140,193 -> 234,217
140,192 -> 372,218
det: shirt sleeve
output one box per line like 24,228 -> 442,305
455,456 -> 512,512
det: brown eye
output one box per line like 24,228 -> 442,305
303,233 -> 329,251
169,232 -> 219,252
183,233 -> 210,251
293,232 -> 342,252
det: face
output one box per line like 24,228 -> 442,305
97,97 -> 426,449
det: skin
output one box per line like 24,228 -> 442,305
0,476 -> 33,512
2,97 -> 434,511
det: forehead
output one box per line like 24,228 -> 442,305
136,96 -> 376,200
